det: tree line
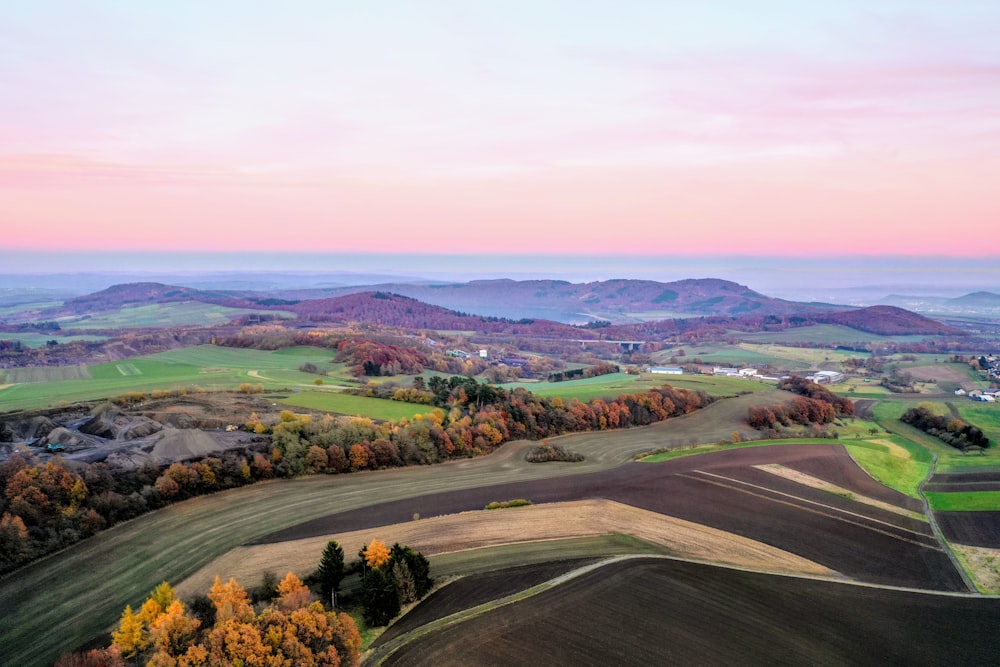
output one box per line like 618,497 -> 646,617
900,406 -> 991,451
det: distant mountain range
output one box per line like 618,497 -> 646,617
12,279 -> 964,339
270,277 -> 848,323
42,278 -> 843,324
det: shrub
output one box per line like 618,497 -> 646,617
484,499 -> 533,510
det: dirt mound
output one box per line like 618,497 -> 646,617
41,427 -> 104,449
150,428 -> 224,464
117,417 -> 163,439
0,415 -> 61,444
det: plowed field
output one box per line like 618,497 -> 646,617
381,558 -> 999,667
260,444 -> 960,590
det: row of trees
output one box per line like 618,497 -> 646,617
747,396 -> 840,431
900,406 -> 991,451
268,381 -> 713,476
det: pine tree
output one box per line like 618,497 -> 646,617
315,540 -> 346,607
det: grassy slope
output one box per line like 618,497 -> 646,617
0,332 -> 109,347
58,302 -> 294,329
278,392 -> 432,421
736,324 -> 929,345
0,345 -> 349,412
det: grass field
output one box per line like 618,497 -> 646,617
871,399 -> 1000,468
504,372 -> 776,402
0,332 -> 109,347
278,391 -> 432,420
926,491 -> 1000,511
0,345 -> 348,412
736,324 -> 929,345
57,302 -> 295,329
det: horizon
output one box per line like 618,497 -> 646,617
1,252 -> 998,301
3,2 -> 1000,256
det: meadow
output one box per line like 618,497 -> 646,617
0,332 -> 108,347
736,324 -> 931,345
277,391 -> 432,421
0,345 -> 347,412
56,301 -> 295,329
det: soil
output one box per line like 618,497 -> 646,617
372,558 -> 599,647
936,511 -> 1000,548
381,557 -> 1000,667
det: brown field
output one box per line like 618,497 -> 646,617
936,511 -> 1000,548
907,364 -> 977,389
752,463 -> 927,521
259,444 -> 957,590
380,558 -> 1000,667
178,499 -> 832,599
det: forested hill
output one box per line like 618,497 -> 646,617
815,306 -> 963,336
275,277 -> 844,323
289,292 -> 587,337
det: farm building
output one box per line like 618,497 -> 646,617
974,394 -> 996,402
739,368 -> 758,377
713,367 -> 740,376
649,367 -> 683,375
808,370 -> 845,384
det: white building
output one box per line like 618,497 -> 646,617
650,367 -> 683,375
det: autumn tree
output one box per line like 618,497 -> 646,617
97,575 -> 361,667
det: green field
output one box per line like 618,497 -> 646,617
277,391 -> 432,421
501,372 -> 771,402
56,302 -> 295,329
870,399 -> 1000,468
925,491 -> 1000,511
0,345 -> 347,412
0,332 -> 109,347
737,325 -> 928,345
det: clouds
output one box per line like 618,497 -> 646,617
1,1 -> 998,255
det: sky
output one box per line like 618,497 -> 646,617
2,1 -> 999,262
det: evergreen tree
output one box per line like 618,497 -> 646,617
315,540 -> 346,607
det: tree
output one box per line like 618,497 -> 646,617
111,605 -> 145,659
364,539 -> 391,569
315,540 -> 346,608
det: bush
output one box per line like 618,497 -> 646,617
484,499 -> 533,510
524,441 -> 585,463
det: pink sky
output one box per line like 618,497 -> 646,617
2,2 -> 999,256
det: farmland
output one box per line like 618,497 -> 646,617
380,557 -> 998,667
2,285 -> 999,665
2,410 -> 973,667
